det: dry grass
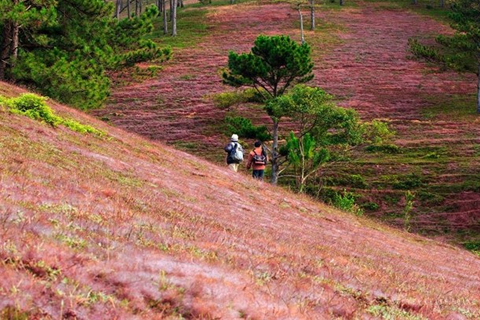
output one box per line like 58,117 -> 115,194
0,81 -> 479,319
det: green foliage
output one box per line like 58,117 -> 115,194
285,131 -> 330,191
224,116 -> 271,141
362,202 -> 379,211
7,93 -> 61,126
365,143 -> 400,154
333,189 -> 364,216
417,191 -> 444,205
4,93 -> 104,135
403,191 -> 415,231
1,1 -> 170,109
334,174 -> 368,189
213,89 -> 262,109
222,35 -> 314,100
393,173 -> 424,190
363,119 -> 395,145
269,85 -> 365,145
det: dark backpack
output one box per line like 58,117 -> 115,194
225,142 -> 243,162
252,149 -> 267,165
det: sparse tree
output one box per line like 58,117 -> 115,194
223,35 -> 314,184
272,85 -> 365,189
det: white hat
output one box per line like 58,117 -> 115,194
231,134 -> 239,142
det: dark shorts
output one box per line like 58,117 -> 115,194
252,170 -> 264,180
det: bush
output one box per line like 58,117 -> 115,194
362,202 -> 379,211
365,143 -> 400,154
333,189 -> 364,216
4,93 -> 104,136
393,173 -> 423,190
8,93 -> 61,126
213,89 -> 262,109
225,116 -> 271,141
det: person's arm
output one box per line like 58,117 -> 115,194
246,152 -> 253,169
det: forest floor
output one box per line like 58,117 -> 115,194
92,0 -> 480,246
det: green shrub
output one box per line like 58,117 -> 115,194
0,96 -> 7,111
4,93 -> 104,136
333,189 -> 364,216
225,116 -> 271,141
417,191 -> 444,204
393,173 -> 423,190
327,174 -> 368,188
362,202 -> 379,211
365,143 -> 400,154
8,93 -> 61,126
62,118 -> 104,136
213,88 -> 262,109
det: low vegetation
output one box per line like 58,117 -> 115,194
1,93 -> 104,136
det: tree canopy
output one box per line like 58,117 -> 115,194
222,34 -> 314,101
0,0 -> 171,109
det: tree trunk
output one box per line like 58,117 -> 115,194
11,21 -> 18,62
163,0 -> 168,34
171,0 -> 177,36
127,0 -> 131,18
412,0 -> 417,4
339,0 -> 344,6
310,0 -> 315,31
270,120 -> 279,184
115,0 -> 122,18
440,0 -> 444,8
0,21 -> 13,80
170,0 -> 173,22
179,0 -> 184,7
298,7 -> 305,45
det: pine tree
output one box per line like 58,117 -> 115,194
0,0 -> 170,109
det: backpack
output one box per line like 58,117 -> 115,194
225,142 -> 243,162
252,149 -> 267,165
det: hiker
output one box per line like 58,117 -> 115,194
224,134 -> 244,172
246,141 -> 268,180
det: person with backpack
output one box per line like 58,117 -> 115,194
246,141 -> 268,180
224,134 -> 244,172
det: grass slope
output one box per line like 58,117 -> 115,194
1,82 -> 480,319
96,0 -> 480,248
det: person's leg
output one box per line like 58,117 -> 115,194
253,170 -> 263,179
229,163 -> 239,172
258,170 -> 264,181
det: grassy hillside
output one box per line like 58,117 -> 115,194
94,0 -> 480,249
1,82 -> 480,319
